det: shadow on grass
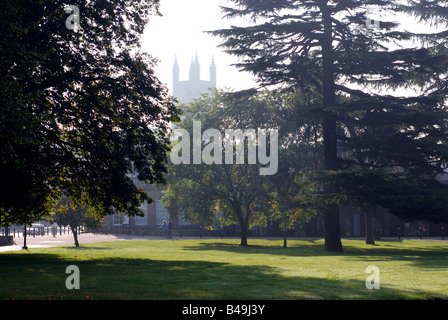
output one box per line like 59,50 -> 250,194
182,240 -> 328,256
181,239 -> 448,270
0,252 -> 446,300
63,246 -> 114,250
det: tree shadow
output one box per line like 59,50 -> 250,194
182,240 -> 328,256
341,240 -> 448,269
63,246 -> 114,250
0,252 -> 446,300
181,239 -> 448,270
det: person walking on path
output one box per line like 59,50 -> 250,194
162,220 -> 168,238
51,222 -> 58,237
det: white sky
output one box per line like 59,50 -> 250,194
141,1 -> 440,97
141,0 -> 257,94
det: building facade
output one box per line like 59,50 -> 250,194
101,178 -> 203,236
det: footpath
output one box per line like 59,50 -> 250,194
0,233 -> 167,252
1,233 -> 445,253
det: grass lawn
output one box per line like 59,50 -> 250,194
0,238 -> 447,300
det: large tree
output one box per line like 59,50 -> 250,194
164,89 -> 320,246
163,90 -> 270,246
211,0 -> 448,251
0,0 -> 179,225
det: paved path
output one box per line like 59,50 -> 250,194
0,233 -> 170,252
1,233 -> 446,252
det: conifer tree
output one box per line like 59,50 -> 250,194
211,0 -> 448,251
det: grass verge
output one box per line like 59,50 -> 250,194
0,238 -> 447,300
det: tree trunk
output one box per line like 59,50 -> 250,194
71,226 -> 79,247
321,4 -> 343,252
323,203 -> 343,252
365,211 -> 375,245
240,223 -> 248,246
22,225 -> 28,249
234,204 -> 248,246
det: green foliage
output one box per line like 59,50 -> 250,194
163,89 -> 321,244
53,197 -> 95,229
53,196 -> 102,246
211,0 -> 448,231
0,0 -> 179,224
268,173 -> 318,231
163,91 -> 268,245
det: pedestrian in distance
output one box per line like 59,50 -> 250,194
51,222 -> 58,237
167,220 -> 173,239
162,220 -> 168,238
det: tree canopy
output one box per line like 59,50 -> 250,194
0,0 -> 179,225
163,90 -> 269,246
163,89 -> 318,246
211,0 -> 448,251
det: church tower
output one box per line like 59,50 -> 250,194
189,53 -> 200,82
210,55 -> 217,88
173,55 -> 180,94
173,54 -> 217,103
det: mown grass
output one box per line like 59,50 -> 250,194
0,238 -> 447,300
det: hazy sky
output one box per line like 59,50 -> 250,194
140,1 -> 437,97
142,0 -> 256,94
